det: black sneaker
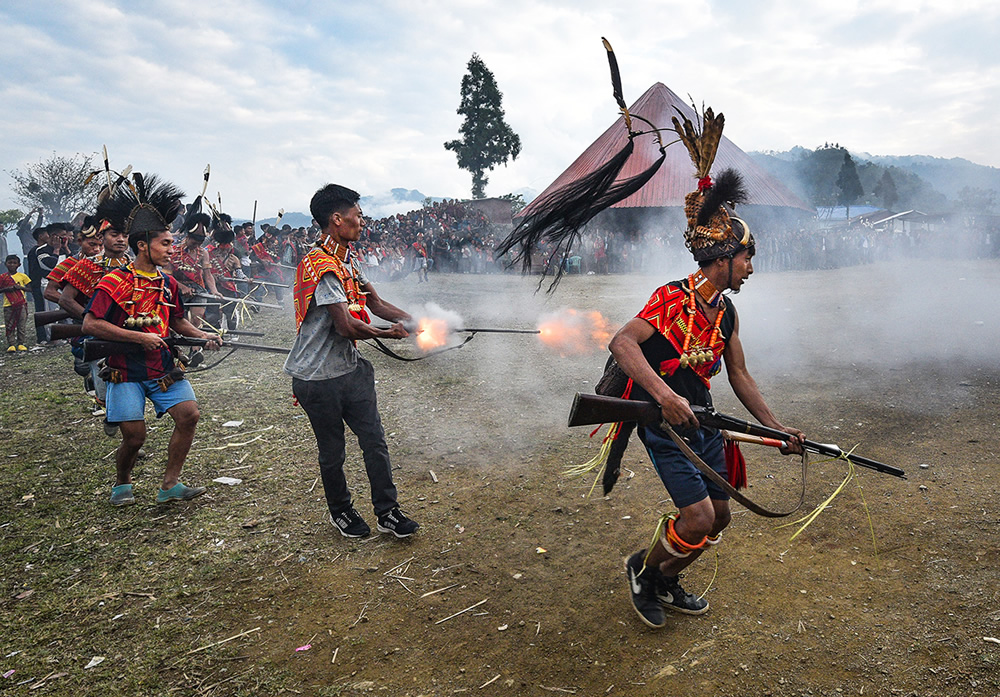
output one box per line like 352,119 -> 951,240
376,507 -> 419,538
624,550 -> 666,628
656,574 -> 709,615
332,507 -> 371,538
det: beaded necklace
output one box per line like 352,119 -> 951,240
678,273 -> 726,368
122,268 -> 169,330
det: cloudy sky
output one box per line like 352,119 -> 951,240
2,0 -> 998,221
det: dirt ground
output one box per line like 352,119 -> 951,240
2,259 -> 998,696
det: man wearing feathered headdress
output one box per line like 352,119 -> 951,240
82,174 -> 221,507
609,109 -> 806,629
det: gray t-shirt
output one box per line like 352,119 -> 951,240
283,269 -> 369,381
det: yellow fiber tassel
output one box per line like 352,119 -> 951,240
563,423 -> 620,478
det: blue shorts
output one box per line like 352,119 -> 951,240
106,378 -> 197,423
638,425 -> 729,508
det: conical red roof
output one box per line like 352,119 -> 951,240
525,82 -> 813,213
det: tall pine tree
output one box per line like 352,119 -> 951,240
445,54 -> 521,199
873,169 -> 898,210
836,151 -> 864,220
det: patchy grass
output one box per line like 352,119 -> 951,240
2,269 -> 1000,696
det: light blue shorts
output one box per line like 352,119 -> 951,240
106,378 -> 197,423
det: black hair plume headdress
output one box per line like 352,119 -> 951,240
96,172 -> 185,240
495,38 -> 672,291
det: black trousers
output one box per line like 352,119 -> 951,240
292,357 -> 398,518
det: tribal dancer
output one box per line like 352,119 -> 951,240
204,213 -> 243,327
495,39 -> 804,629
44,226 -> 102,306
610,112 -> 804,628
167,205 -> 218,328
59,217 -> 132,410
285,184 -> 418,539
250,226 -> 284,304
82,174 -> 220,506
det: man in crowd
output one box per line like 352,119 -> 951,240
26,225 -> 51,343
59,218 -> 131,411
16,207 -> 44,258
285,183 -> 418,539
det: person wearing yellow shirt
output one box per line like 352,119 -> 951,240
1,254 -> 31,352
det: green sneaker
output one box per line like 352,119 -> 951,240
110,484 -> 135,507
156,482 -> 207,503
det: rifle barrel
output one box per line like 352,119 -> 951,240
187,296 -> 282,310
48,323 -> 83,340
34,309 -> 71,327
371,325 -> 540,335
247,279 -> 290,288
457,327 -> 540,334
692,405 -> 904,478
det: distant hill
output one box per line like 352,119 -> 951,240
748,148 -> 1000,214
857,154 -> 1000,199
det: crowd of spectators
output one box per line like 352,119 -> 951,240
7,200 -> 998,297
354,199 -> 500,280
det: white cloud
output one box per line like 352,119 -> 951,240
2,0 -> 999,220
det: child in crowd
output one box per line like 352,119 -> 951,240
1,254 -> 31,352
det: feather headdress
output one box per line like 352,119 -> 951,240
96,173 -> 185,240
672,105 -> 754,262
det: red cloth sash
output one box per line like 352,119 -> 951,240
46,256 -> 79,285
0,273 -> 27,308
62,257 -> 106,298
205,244 -> 237,293
293,245 -> 369,331
251,242 -> 277,264
170,244 -> 204,286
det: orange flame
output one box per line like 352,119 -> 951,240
415,317 -> 451,351
537,309 -> 613,356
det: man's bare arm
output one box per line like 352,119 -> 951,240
609,318 -> 698,428
361,282 -> 412,325
57,283 -> 87,320
82,314 -> 167,350
326,302 -> 408,340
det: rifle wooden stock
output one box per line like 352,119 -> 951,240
34,309 -> 70,327
567,393 -> 660,427
82,337 -> 290,362
568,393 -> 905,479
48,323 -> 83,340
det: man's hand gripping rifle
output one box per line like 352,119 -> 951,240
568,393 -> 905,479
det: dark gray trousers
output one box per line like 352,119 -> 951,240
292,357 -> 398,518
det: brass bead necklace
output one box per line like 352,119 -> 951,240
678,273 -> 725,368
